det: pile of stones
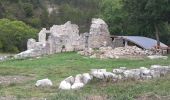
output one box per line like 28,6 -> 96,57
59,65 -> 170,90
78,46 -> 154,59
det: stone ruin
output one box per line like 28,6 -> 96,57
13,18 -> 168,59
14,18 -> 112,59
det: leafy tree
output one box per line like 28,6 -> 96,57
123,0 -> 170,47
100,0 -> 128,35
0,19 -> 37,52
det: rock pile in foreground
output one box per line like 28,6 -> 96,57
78,46 -> 154,59
59,65 -> 170,90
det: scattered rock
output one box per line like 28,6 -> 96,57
123,69 -> 141,80
59,80 -> 71,90
113,67 -> 127,74
103,72 -> 118,79
147,55 -> 168,60
59,76 -> 75,90
140,67 -> 151,76
71,82 -> 84,90
82,73 -> 93,84
35,78 -> 53,87
64,76 -> 75,85
71,74 -> 84,89
91,69 -> 106,79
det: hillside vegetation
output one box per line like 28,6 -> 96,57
0,0 -> 170,52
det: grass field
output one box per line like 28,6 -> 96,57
0,52 -> 170,100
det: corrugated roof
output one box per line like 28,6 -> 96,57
119,36 -> 168,49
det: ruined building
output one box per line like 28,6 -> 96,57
15,18 -> 112,58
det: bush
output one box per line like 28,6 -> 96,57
0,18 -> 37,53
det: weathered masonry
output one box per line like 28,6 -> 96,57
15,18 -> 112,59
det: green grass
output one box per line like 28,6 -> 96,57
0,52 -> 170,100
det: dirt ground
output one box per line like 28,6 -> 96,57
0,75 -> 34,86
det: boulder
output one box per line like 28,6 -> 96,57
140,67 -> 150,76
91,69 -> 106,79
59,76 -> 74,90
71,74 -> 84,89
35,78 -> 53,87
103,72 -> 117,79
150,65 -> 169,76
82,73 -> 93,84
59,80 -> 71,90
113,67 -> 127,74
150,70 -> 161,78
123,70 -> 133,78
71,82 -> 84,90
64,76 -> 75,85
123,69 -> 141,80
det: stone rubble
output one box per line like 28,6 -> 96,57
78,46 -> 154,59
59,65 -> 170,90
35,78 -> 53,87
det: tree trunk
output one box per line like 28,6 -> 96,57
154,24 -> 160,48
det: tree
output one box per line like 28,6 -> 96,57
123,0 -> 170,47
100,0 -> 128,35
0,19 -> 37,52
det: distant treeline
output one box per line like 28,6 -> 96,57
0,0 -> 100,32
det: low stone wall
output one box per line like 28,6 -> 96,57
59,65 -> 170,90
0,56 -> 12,62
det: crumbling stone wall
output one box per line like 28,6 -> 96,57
15,18 -> 113,59
49,21 -> 84,52
38,28 -> 47,44
88,18 -> 112,48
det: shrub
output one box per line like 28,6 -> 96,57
0,18 -> 38,53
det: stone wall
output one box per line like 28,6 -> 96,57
59,65 -> 170,90
14,18 -> 113,59
88,18 -> 112,48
